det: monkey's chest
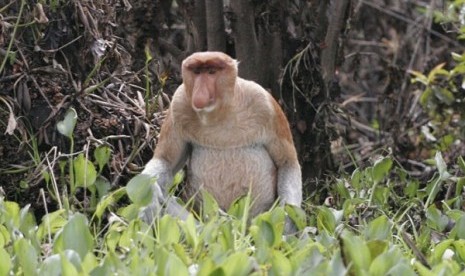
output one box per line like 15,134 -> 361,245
185,145 -> 277,215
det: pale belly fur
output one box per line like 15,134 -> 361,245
184,144 -> 277,216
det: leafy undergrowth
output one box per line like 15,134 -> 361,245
1,153 -> 465,275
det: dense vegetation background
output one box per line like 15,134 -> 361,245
0,0 -> 464,274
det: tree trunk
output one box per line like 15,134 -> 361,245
205,0 -> 226,51
230,0 -> 260,82
185,0 -> 207,52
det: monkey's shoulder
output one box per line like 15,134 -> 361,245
235,78 -> 277,114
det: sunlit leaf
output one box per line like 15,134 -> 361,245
430,239 -> 453,264
453,239 -> 465,262
285,204 -> 307,230
365,215 -> 391,241
271,250 -> 292,275
451,215 -> 465,239
94,145 -> 111,173
39,254 -> 62,276
74,154 -> 97,188
159,215 -> 181,245
60,251 -> 80,276
435,152 -> 451,180
154,247 -> 188,276
61,213 -> 94,259
57,108 -> 77,138
341,231 -> 371,274
409,70 -> 428,85
317,206 -> 336,234
14,238 -> 38,276
0,247 -> 12,276
126,174 -> 155,206
37,209 -> 67,240
372,157 -> 393,184
221,252 -> 252,276
426,205 -> 449,232
457,156 -> 465,173
93,187 -> 126,221
351,168 -> 362,191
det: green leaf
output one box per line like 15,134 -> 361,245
457,156 -> 465,173
94,176 -> 111,199
0,225 -> 10,248
365,215 -> 391,241
409,70 -> 428,85
419,88 -> 433,107
426,205 -> 449,232
4,201 -> 20,226
221,252 -> 252,276
227,195 -> 248,219
39,254 -> 62,276
285,204 -> 307,230
93,187 -> 126,221
159,215 -> 181,245
94,145 -> 111,173
14,238 -> 39,276
427,63 -> 448,82
351,168 -> 362,191
453,239 -> 465,262
202,190 -> 219,218
57,108 -> 77,138
251,218 -> 275,248
270,250 -> 292,275
181,215 -> 199,249
341,231 -> 371,274
60,251 -> 80,276
433,88 -> 455,105
435,151 -> 451,180
372,157 -> 393,184
335,180 -> 351,199
366,240 -> 389,261
317,207 -> 336,234
154,247 -> 188,276
126,174 -> 155,206
118,204 -> 140,221
0,247 -> 12,276
404,180 -> 419,198
37,209 -> 67,240
61,213 -> 94,259
74,154 -> 97,188
173,171 -> 185,187
430,239 -> 453,264
451,215 -> 465,239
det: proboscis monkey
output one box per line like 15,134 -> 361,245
141,52 -> 302,231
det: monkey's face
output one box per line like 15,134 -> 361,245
182,52 -> 238,112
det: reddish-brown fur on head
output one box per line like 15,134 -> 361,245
182,52 -> 238,111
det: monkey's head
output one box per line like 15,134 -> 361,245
182,52 -> 238,112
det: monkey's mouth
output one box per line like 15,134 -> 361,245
192,101 -> 217,113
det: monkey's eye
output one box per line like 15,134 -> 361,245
208,68 -> 216,74
193,68 -> 201,74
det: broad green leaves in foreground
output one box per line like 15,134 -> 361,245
1,155 -> 465,275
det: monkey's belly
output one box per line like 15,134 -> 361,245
185,145 -> 277,216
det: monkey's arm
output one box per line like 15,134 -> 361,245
140,110 -> 191,221
265,98 -> 303,208
265,100 -> 302,234
142,111 -> 189,191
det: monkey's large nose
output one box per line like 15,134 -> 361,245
192,89 -> 214,110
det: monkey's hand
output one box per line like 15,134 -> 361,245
139,181 -> 191,224
139,182 -> 164,223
